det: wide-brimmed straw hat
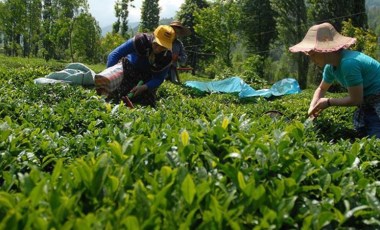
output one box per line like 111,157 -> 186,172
154,25 -> 175,50
169,21 -> 191,37
289,22 -> 356,53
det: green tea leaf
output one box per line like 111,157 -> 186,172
196,180 -> 211,203
366,187 -> 380,212
181,174 -> 196,205
222,117 -> 229,129
210,195 -> 222,223
252,185 -> 265,201
123,216 -> 140,230
237,171 -> 246,190
51,159 -> 63,186
0,192 -> 14,209
318,211 -> 335,228
108,175 -> 119,193
109,141 -> 123,158
180,129 -> 190,146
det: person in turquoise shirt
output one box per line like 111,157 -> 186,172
289,22 -> 380,138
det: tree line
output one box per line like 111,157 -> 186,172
0,0 -> 378,89
0,0 -> 102,63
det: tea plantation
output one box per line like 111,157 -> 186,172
0,55 -> 379,229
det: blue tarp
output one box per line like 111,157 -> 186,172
184,77 -> 301,98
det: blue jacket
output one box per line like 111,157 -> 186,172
107,33 -> 172,89
172,39 -> 187,67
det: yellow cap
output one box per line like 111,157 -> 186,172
153,25 -> 175,50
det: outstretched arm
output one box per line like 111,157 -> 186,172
308,81 -> 331,118
106,38 -> 134,68
308,81 -> 363,118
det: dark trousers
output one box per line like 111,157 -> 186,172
166,65 -> 180,84
108,59 -> 157,107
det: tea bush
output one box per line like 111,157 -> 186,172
0,55 -> 379,229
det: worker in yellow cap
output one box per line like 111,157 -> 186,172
98,25 -> 175,107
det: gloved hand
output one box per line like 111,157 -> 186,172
172,54 -> 178,62
130,84 -> 148,97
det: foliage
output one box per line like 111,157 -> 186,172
239,0 -> 277,57
367,6 -> 380,59
113,0 -> 133,38
71,13 -> 102,64
270,0 -> 309,89
0,0 -> 378,91
367,0 -> 380,8
308,0 -> 367,30
139,0 -> 160,32
1,55 -> 380,229
341,19 -> 378,58
176,0 -> 210,74
99,33 -> 126,64
368,7 -> 380,35
0,0 -> 97,63
194,0 -> 241,68
0,0 -> 28,56
42,0 -> 89,60
240,55 -> 268,87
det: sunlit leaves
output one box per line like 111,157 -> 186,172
181,174 -> 196,205
180,129 -> 190,146
1,57 -> 380,229
194,0 -> 241,67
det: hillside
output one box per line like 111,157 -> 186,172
367,0 -> 380,8
101,18 -> 174,36
101,21 -> 140,36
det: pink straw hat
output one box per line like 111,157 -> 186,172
289,22 -> 356,53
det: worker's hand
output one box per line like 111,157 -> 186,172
130,84 -> 148,97
172,54 -> 178,62
307,98 -> 330,118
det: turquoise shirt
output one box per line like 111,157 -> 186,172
323,50 -> 380,96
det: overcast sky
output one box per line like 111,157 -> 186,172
88,0 -> 185,28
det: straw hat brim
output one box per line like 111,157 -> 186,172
289,23 -> 356,53
170,23 -> 191,37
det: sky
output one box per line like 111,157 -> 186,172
88,0 -> 185,28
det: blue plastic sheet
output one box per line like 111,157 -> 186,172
184,77 -> 301,98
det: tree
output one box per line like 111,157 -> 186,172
113,0 -> 133,38
341,19 -> 378,58
139,0 -> 160,32
50,0 -> 88,60
308,0 -> 367,31
368,6 -> 380,34
176,0 -> 209,74
270,0 -> 308,89
41,0 -> 54,60
39,0 -> 90,60
71,13 -> 101,63
100,33 -> 125,63
194,0 -> 240,68
1,0 -> 27,56
0,0 -> 104,62
24,0 -> 42,57
239,0 -> 276,58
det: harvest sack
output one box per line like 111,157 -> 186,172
34,63 -> 95,85
95,63 -> 124,95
